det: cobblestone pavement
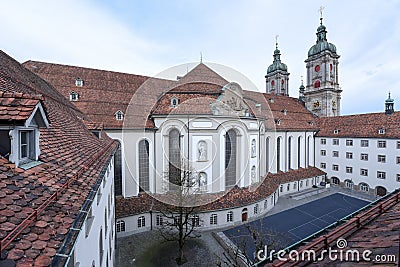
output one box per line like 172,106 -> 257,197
115,186 -> 374,266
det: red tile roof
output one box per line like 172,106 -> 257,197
266,190 -> 400,266
115,167 -> 326,218
0,92 -> 44,123
317,112 -> 400,138
24,61 -> 319,132
0,50 -> 117,266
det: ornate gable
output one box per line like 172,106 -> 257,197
210,82 -> 250,116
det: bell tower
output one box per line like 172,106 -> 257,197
265,35 -> 290,96
304,7 -> 341,117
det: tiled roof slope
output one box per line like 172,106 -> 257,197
0,50 -> 117,266
23,60 -> 319,131
317,112 -> 400,138
176,63 -> 228,86
116,167 -> 326,218
263,93 -> 318,131
266,190 -> 400,266
0,92 -> 44,123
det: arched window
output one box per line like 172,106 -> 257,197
99,228 -> 103,266
331,177 -> 340,185
116,220 -> 125,232
288,137 -> 292,169
169,129 -> 181,188
276,137 -> 281,171
360,183 -> 369,192
225,129 -> 237,189
241,208 -> 248,222
345,179 -> 353,189
297,137 -> 302,168
138,216 -> 146,228
266,137 -> 270,173
138,139 -> 150,192
307,136 -> 311,166
114,141 -> 122,196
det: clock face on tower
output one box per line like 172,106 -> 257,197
314,65 -> 320,72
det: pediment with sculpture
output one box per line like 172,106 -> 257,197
210,82 -> 250,116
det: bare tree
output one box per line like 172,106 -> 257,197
158,161 -> 202,265
216,222 -> 290,267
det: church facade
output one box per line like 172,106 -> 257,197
20,16 -> 400,239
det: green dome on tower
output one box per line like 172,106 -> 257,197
308,19 -> 337,57
267,46 -> 288,74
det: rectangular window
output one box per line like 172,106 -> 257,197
346,166 -> 353,173
378,140 -> 386,148
397,141 -> 400,149
332,165 -> 339,171
361,153 -> 368,161
360,169 -> 368,176
346,152 -> 353,159
321,150 -> 326,156
397,174 -> 400,182
320,163 -> 326,169
346,140 -> 353,146
361,140 -> 369,147
397,157 -> 400,164
377,155 -> 386,163
321,139 -> 326,145
156,215 -> 163,226
19,131 -> 35,160
227,212 -> 233,222
377,171 -> 386,179
192,215 -> 200,227
210,214 -> 218,225
333,151 -> 339,157
333,139 -> 339,145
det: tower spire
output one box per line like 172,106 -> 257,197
275,34 -> 279,49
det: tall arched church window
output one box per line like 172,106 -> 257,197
225,129 -> 237,189
169,129 -> 181,188
138,139 -> 150,192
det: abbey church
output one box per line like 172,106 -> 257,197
0,14 -> 399,267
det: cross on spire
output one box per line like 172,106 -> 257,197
301,75 -> 304,85
200,52 -> 203,63
275,34 -> 279,49
319,6 -> 325,25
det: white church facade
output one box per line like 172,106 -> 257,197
21,15 -> 400,238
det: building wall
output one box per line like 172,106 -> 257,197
316,137 -> 400,193
71,158 -> 116,267
115,175 -> 325,237
107,118 -> 317,197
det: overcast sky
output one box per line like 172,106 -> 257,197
1,0 -> 399,115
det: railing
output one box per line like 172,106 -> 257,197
0,141 -> 116,255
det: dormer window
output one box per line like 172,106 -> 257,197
75,78 -> 84,87
269,98 -> 274,103
70,92 -> 79,101
378,128 -> 385,134
115,110 -> 124,121
170,97 -> 179,108
282,109 -> 287,115
275,119 -> 281,125
0,93 -> 49,168
333,129 -> 339,134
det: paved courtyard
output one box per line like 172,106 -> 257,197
115,186 -> 375,266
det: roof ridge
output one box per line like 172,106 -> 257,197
23,60 -> 151,79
